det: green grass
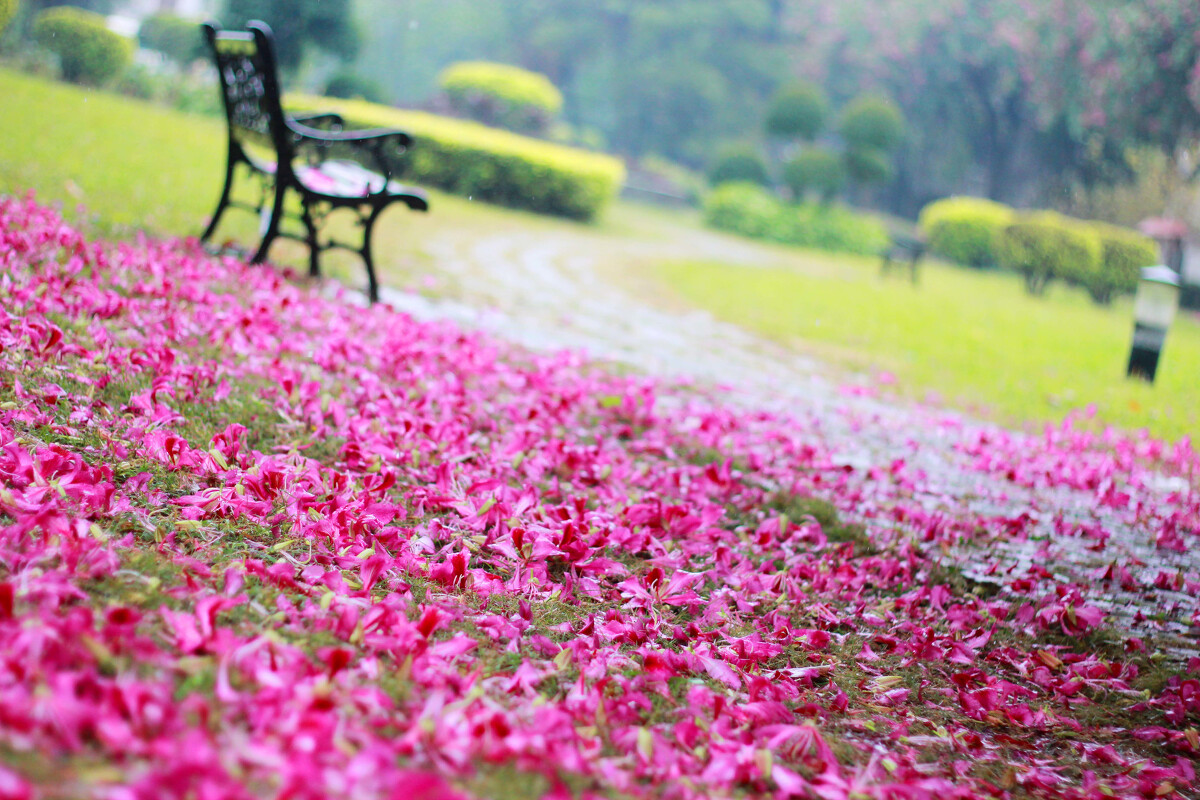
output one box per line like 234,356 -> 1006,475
653,256 -> 1200,442
0,67 -> 228,236
4,66 -> 1197,442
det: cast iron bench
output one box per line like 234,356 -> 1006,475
880,232 -> 925,284
200,21 -> 427,302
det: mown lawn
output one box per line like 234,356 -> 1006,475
3,65 -> 1197,442
653,254 -> 1200,442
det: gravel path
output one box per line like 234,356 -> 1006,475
375,225 -> 1200,659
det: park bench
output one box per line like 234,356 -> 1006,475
879,232 -> 925,284
200,21 -> 427,302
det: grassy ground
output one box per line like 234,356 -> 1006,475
651,256 -> 1200,442
3,66 -> 1197,441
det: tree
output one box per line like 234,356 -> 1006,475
765,81 -> 827,141
223,0 -> 359,73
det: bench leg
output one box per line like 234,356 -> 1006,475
360,204 -> 385,304
251,183 -> 287,265
301,200 -> 321,278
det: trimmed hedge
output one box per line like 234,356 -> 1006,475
918,196 -> 1015,268
439,61 -> 562,135
765,81 -> 827,141
33,6 -> 134,86
704,182 -> 888,256
997,212 -> 1101,296
324,70 -> 387,104
708,143 -> 770,187
1082,222 -> 1159,304
783,148 -> 844,203
839,95 -> 905,153
288,96 -> 625,221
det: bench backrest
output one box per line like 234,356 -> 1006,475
202,22 -> 292,171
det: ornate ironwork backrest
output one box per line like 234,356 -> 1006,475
203,22 -> 292,168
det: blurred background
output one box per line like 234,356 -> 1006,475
1,0 -> 1199,439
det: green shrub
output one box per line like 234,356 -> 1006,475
288,96 -> 624,221
703,182 -> 780,238
765,81 -> 828,141
704,181 -> 888,256
839,94 -> 905,152
438,61 -> 562,135
782,148 -> 844,203
708,143 -> 770,187
138,12 -> 203,64
843,147 -> 891,186
1081,222 -> 1159,304
918,196 -> 1015,268
324,70 -> 387,104
0,0 -> 17,33
777,202 -> 889,256
33,6 -> 133,86
997,212 -> 1101,296
115,63 -> 221,116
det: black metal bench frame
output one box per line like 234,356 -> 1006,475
880,233 -> 925,285
200,21 -> 427,302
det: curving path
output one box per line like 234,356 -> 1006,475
374,221 -> 1200,659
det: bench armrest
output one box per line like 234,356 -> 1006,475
287,111 -> 345,131
287,120 -> 413,189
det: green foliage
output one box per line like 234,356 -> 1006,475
918,196 -> 1015,268
323,70 -> 387,104
289,96 -> 625,221
0,0 -> 17,33
0,68 -> 227,236
843,147 -> 891,186
838,94 -> 905,152
703,181 -> 888,256
32,6 -> 133,86
138,12 -> 203,64
703,181 -> 779,237
114,63 -> 222,116
782,148 -> 844,203
997,212 -> 1101,296
765,81 -> 828,141
439,61 -> 563,135
655,252 -> 1200,443
223,0 -> 359,73
707,143 -> 769,187
1079,222 -> 1159,304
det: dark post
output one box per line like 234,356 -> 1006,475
1126,266 -> 1180,384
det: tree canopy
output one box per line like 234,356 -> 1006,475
222,0 -> 359,73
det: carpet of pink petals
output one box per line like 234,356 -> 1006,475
0,193 -> 1198,800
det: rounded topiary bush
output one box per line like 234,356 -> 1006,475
839,94 -> 905,152
439,61 -> 562,135
843,147 -> 891,186
138,12 -> 203,65
0,0 -> 18,34
324,70 -> 387,104
765,81 -> 828,141
1083,222 -> 1159,304
34,6 -> 134,86
918,196 -> 1015,268
707,143 -> 770,187
703,181 -> 781,238
783,148 -> 844,203
997,212 -> 1101,296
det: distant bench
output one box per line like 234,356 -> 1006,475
880,232 -> 925,284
